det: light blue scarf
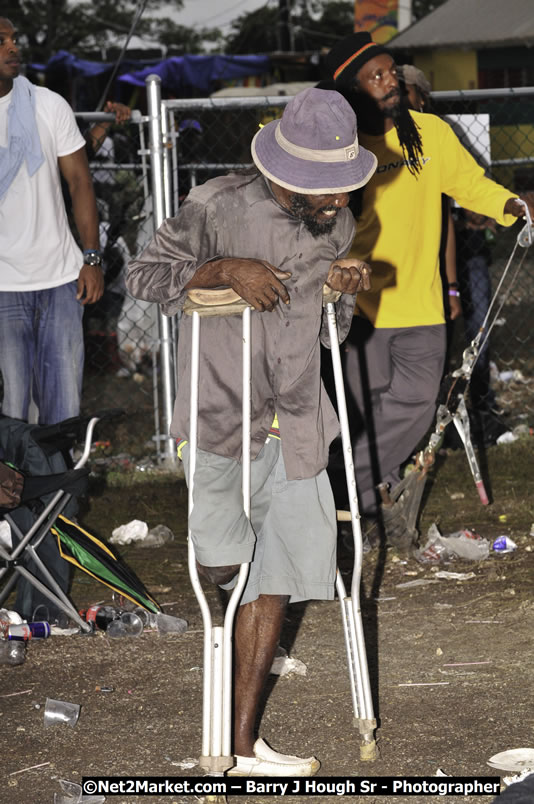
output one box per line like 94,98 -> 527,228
0,76 -> 45,201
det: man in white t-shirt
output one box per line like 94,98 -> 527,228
0,17 -> 103,426
0,17 -> 104,624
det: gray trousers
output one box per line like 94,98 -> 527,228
341,318 -> 446,514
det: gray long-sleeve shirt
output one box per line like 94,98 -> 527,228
127,172 -> 356,480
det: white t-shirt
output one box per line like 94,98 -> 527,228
0,82 -> 86,291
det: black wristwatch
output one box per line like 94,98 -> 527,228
83,249 -> 103,266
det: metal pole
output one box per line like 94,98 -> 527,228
397,0 -> 412,31
146,74 -> 176,464
161,104 -> 173,222
161,102 -> 177,405
168,109 -> 180,216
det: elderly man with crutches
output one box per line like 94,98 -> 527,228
127,87 -> 376,777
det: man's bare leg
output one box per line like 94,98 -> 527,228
233,594 -> 289,757
197,563 -> 289,757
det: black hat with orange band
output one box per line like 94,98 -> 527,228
326,31 -> 389,86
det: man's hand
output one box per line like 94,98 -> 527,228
504,192 -> 534,220
326,258 -> 371,295
77,264 -> 105,305
103,100 -> 131,125
217,258 -> 291,312
448,294 -> 462,321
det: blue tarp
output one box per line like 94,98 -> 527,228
118,54 -> 271,93
30,50 -> 159,77
30,51 -> 271,93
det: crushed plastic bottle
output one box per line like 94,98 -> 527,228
0,608 -> 27,663
54,777 -> 106,803
0,609 -> 10,639
0,607 -> 23,638
155,612 -> 188,635
415,523 -> 490,563
0,638 -> 26,665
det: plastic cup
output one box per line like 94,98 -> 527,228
133,607 -> 157,628
53,778 -> 106,804
106,611 -> 144,638
54,779 -> 82,804
44,698 -> 80,728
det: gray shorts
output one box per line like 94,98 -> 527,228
180,438 -> 337,605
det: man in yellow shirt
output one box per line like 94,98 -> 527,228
326,32 -> 534,541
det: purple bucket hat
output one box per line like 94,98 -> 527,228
251,87 -> 377,195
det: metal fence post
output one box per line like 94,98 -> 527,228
146,74 -> 176,464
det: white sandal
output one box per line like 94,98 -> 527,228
228,737 -> 320,777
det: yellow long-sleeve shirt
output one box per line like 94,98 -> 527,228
351,110 -> 516,328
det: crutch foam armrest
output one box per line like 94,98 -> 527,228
184,287 -> 250,316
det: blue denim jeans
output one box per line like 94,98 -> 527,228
0,282 -> 84,425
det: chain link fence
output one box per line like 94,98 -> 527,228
77,87 -> 533,456
75,110 -> 159,452
432,88 -> 534,438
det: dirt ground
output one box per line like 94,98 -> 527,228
1,424 -> 534,804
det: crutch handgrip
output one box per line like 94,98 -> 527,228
183,287 -> 250,317
322,285 -> 342,305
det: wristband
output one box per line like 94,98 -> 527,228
448,289 -> 460,297
448,281 -> 459,289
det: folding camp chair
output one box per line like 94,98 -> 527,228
184,285 -> 376,787
0,410 -> 125,633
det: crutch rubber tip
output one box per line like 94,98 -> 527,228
199,755 -> 234,773
360,740 -> 379,761
476,480 -> 489,506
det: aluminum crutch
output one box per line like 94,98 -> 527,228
419,198 -> 534,508
323,287 -> 378,761
183,289 -> 252,784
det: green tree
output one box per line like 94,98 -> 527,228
293,1 -> 355,50
226,0 -> 355,54
225,6 -> 280,55
412,0 -> 448,22
3,0 -> 222,62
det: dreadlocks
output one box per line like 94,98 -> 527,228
387,95 -> 425,176
330,81 -> 424,178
